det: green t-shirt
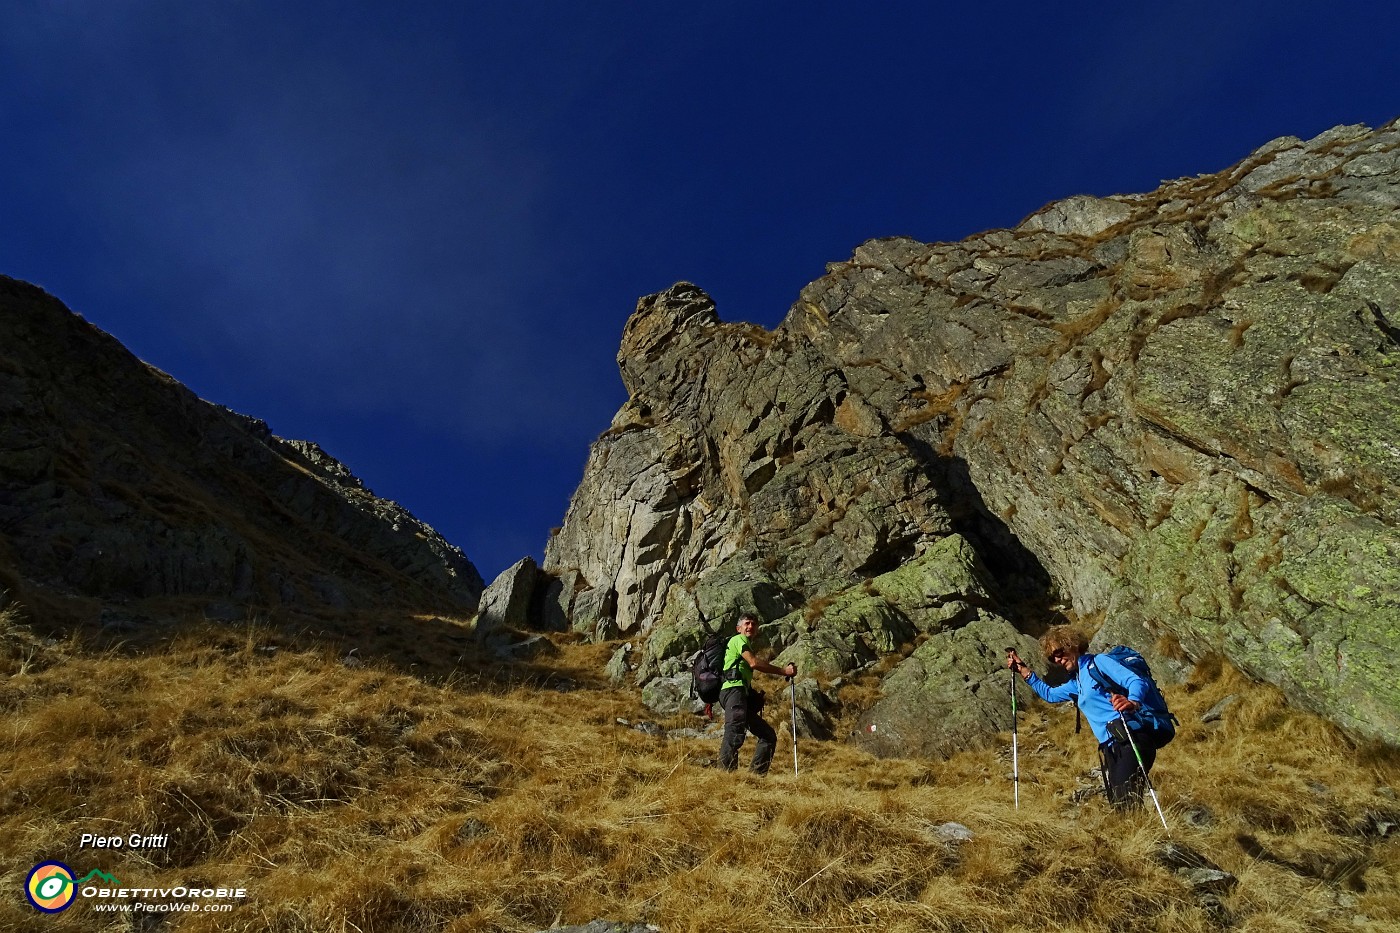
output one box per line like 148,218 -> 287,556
722,633 -> 752,689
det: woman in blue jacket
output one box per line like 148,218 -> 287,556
1006,626 -> 1174,808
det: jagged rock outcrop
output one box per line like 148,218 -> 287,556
476,556 -> 550,643
0,277 -> 483,621
546,120 -> 1400,750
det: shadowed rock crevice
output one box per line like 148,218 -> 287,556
900,438 -> 1055,622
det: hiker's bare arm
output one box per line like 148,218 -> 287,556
742,649 -> 796,678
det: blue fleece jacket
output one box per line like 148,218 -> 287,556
1025,653 -> 1164,744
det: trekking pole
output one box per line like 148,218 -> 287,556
1005,648 -> 1019,810
788,677 -> 799,777
1117,711 -> 1168,832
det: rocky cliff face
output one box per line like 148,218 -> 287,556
544,121 -> 1400,751
0,277 -> 483,623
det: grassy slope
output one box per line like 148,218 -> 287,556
1,604 -> 1397,933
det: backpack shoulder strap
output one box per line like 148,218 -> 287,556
1083,654 -> 1125,696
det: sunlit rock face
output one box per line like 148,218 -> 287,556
547,121 -> 1400,750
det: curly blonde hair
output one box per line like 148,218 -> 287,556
1039,625 -> 1089,659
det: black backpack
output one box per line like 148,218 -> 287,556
688,599 -> 738,717
691,630 -> 727,708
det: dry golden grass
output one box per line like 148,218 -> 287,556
1,602 -> 1397,933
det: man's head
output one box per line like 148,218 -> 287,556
736,613 -> 758,636
1040,625 -> 1089,672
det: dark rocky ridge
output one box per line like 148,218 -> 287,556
540,120 -> 1400,751
0,277 -> 483,623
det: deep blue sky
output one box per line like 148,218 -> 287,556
2,2 -> 1395,583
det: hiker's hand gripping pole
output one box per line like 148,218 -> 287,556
1109,693 -> 1141,715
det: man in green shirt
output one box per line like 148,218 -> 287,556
719,613 -> 797,774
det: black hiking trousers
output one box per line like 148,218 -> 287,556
1101,722 -> 1170,808
719,685 -> 777,774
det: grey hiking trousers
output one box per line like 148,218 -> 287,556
719,685 -> 777,774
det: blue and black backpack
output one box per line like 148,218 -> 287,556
1083,645 -> 1178,743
